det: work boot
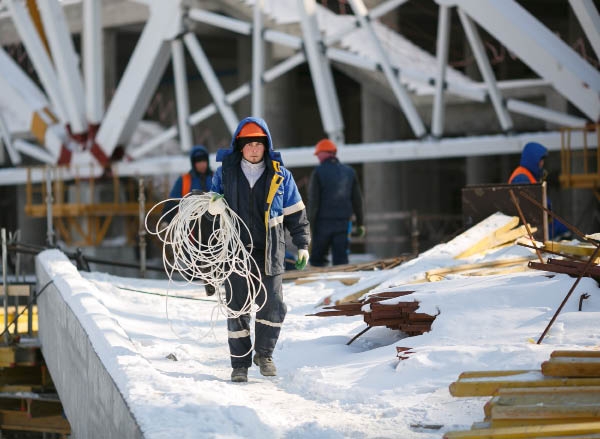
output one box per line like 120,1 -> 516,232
253,353 -> 277,376
205,284 -> 216,296
231,367 -> 248,383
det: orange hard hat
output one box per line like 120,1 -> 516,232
314,138 -> 337,155
236,122 -> 266,138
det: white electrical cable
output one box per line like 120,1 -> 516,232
146,192 -> 267,357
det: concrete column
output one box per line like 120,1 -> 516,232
103,29 -> 118,107
361,87 -> 410,257
263,43 -> 295,148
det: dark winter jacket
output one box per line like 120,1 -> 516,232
211,117 -> 310,276
308,157 -> 364,227
509,142 -> 547,183
162,146 -> 213,223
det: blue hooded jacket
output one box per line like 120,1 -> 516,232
211,117 -> 310,275
162,145 -> 213,223
510,142 -> 547,183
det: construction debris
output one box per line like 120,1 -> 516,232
528,258 -> 600,281
426,257 -> 533,281
308,290 -> 436,343
282,256 -> 408,282
455,216 -> 536,259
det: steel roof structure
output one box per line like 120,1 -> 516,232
0,0 -> 598,183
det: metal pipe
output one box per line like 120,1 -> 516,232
432,5 -> 451,137
458,8 -> 513,132
506,99 -> 587,128
252,0 -> 265,118
45,166 -> 55,247
188,8 -> 251,35
537,243 -> 600,344
171,39 -> 193,152
138,178 -> 146,278
184,32 -> 239,134
83,0 -> 104,124
2,228 -> 8,344
347,0 -> 426,138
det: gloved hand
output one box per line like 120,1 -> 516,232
357,225 -> 366,238
208,193 -> 226,216
295,249 -> 309,270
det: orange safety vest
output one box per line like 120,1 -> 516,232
508,166 -> 536,184
181,173 -> 192,196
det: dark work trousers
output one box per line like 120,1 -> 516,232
225,253 -> 286,368
310,219 -> 350,267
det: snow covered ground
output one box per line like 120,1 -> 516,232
38,213 -> 600,438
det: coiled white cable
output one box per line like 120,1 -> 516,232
146,192 -> 267,357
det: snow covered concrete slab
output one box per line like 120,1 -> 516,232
34,232 -> 600,438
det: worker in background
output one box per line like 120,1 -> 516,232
209,117 -> 310,383
509,141 -> 568,239
162,145 -> 215,294
308,139 -> 365,267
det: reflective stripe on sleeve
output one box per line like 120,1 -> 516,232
283,200 -> 305,216
268,215 -> 284,227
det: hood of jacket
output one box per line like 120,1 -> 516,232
520,142 -> 547,180
216,117 -> 282,165
189,145 -> 211,175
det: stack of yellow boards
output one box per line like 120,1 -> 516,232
445,350 -> 600,438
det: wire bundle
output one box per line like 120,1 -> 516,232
146,192 -> 266,322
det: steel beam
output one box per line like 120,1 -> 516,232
95,1 -> 180,164
506,99 -> 587,128
0,112 -> 21,165
442,0 -> 600,120
326,0 -> 409,46
83,0 -> 103,125
188,8 -> 251,35
13,139 -> 54,164
5,0 -> 67,122
432,4 -> 451,137
128,52 -> 306,160
458,8 -> 513,131
171,39 -> 193,152
569,0 -> 600,61
347,0 -> 426,138
184,32 -> 239,135
297,0 -> 344,144
252,0 -> 264,118
36,0 -> 87,134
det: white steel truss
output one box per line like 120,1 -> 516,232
0,0 -> 597,176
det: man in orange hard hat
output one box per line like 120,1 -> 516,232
209,117 -> 310,383
308,138 -> 365,267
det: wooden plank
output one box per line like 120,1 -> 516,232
458,370 -> 532,379
490,418 -> 600,428
551,351 -> 600,359
456,221 -> 534,259
544,241 -> 598,257
0,410 -> 70,434
6,284 -> 31,297
444,421 -> 600,438
0,366 -> 45,386
449,371 -> 600,397
496,385 -> 600,396
426,257 -> 533,281
542,357 -> 600,377
0,346 -> 16,368
486,392 -> 600,419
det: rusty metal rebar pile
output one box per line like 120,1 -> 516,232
308,290 -> 436,338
